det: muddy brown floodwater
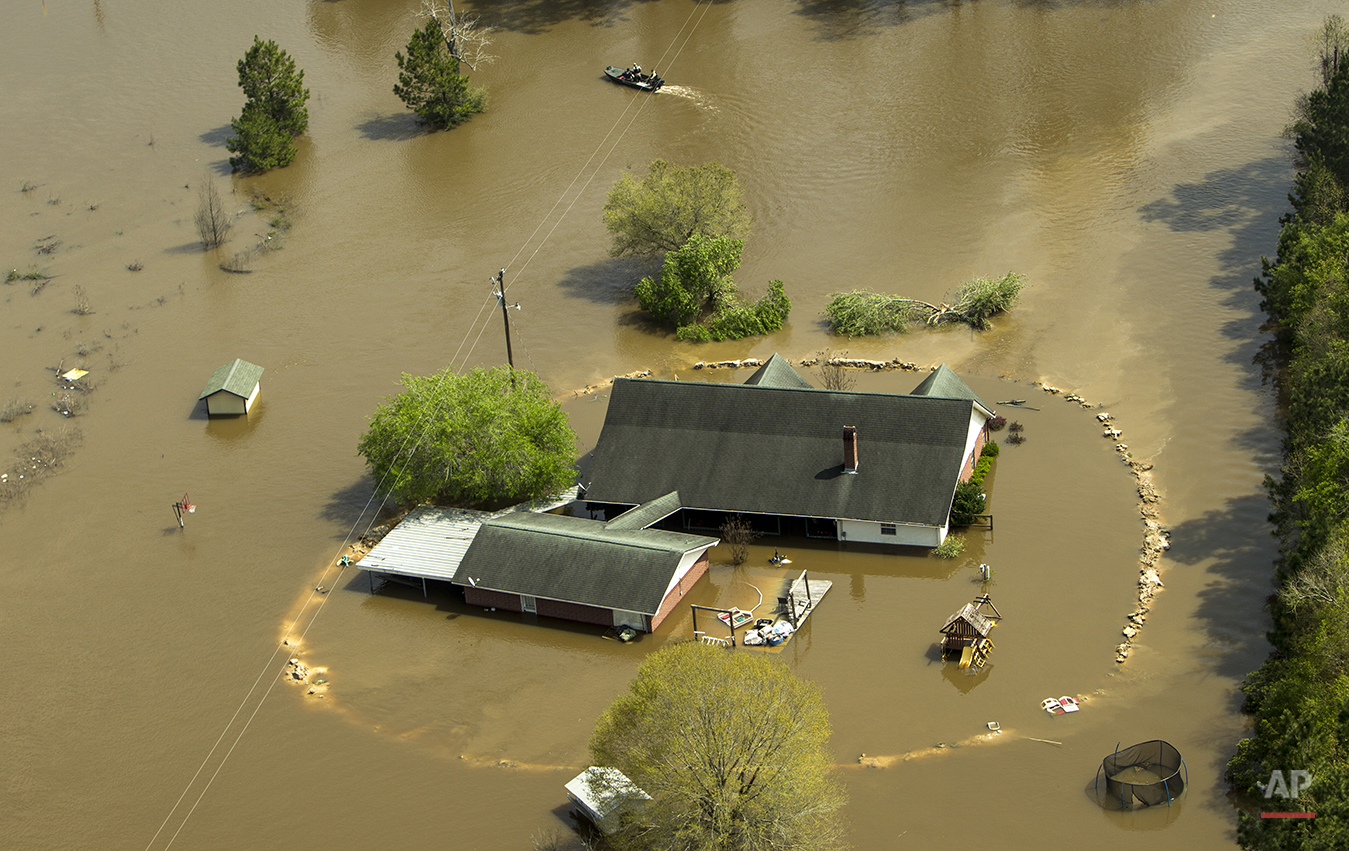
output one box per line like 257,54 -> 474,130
0,1 -> 1322,848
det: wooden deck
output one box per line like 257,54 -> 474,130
689,569 -> 832,651
779,571 -> 831,628
766,570 -> 831,648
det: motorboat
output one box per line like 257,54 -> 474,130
604,64 -> 664,92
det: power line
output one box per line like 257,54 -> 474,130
503,0 -> 712,291
145,295 -> 501,851
145,4 -> 718,846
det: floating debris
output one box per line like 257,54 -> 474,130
1042,696 -> 1080,716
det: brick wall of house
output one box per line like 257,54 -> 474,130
960,424 -> 991,482
463,587 -> 522,611
650,551 -> 711,631
536,597 -> 615,628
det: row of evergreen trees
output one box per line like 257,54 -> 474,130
1226,16 -> 1349,850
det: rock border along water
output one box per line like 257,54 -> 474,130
566,356 -> 921,398
568,360 -> 1166,663
1032,381 -> 1168,663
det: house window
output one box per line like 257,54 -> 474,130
881,524 -> 897,536
805,518 -> 838,539
521,595 -> 537,613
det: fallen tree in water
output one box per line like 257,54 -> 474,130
824,271 -> 1023,336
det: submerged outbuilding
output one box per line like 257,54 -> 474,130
198,358 -> 263,416
565,767 -> 650,834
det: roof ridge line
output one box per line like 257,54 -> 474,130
617,376 -> 963,400
490,516 -> 695,553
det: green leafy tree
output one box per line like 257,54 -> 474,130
604,160 -> 751,257
1289,156 -> 1348,227
225,37 -> 310,172
1314,13 -> 1349,87
1291,420 -> 1349,550
683,280 -> 792,342
590,642 -> 846,851
356,365 -> 576,507
393,19 -> 487,130
634,234 -> 791,341
635,234 -> 743,327
1227,20 -> 1349,849
1292,55 -> 1349,191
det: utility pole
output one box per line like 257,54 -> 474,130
492,268 -> 519,385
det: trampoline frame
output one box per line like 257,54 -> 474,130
1094,739 -> 1189,809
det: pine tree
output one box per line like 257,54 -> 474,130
225,37 -> 310,173
393,20 -> 487,131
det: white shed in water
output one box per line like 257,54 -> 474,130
198,358 -> 263,416
564,767 -> 650,835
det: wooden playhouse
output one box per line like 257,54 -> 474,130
938,593 -> 1002,669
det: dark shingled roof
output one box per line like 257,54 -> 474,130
909,364 -> 990,413
584,377 -> 981,527
454,512 -> 716,615
743,354 -> 814,389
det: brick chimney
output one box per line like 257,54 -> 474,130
843,425 -> 858,474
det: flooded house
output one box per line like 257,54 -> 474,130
454,505 -> 717,633
355,494 -> 718,633
198,358 -> 263,416
581,355 -> 994,547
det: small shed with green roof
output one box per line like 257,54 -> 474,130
198,358 -> 264,416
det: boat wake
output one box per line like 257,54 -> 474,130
658,85 -> 718,112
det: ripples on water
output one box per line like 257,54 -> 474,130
0,0 -> 1319,848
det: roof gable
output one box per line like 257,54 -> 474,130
584,379 -> 978,527
199,358 -> 264,400
940,603 -> 993,636
743,354 -> 813,389
909,364 -> 990,413
455,512 -> 716,614
939,596 -> 1002,635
